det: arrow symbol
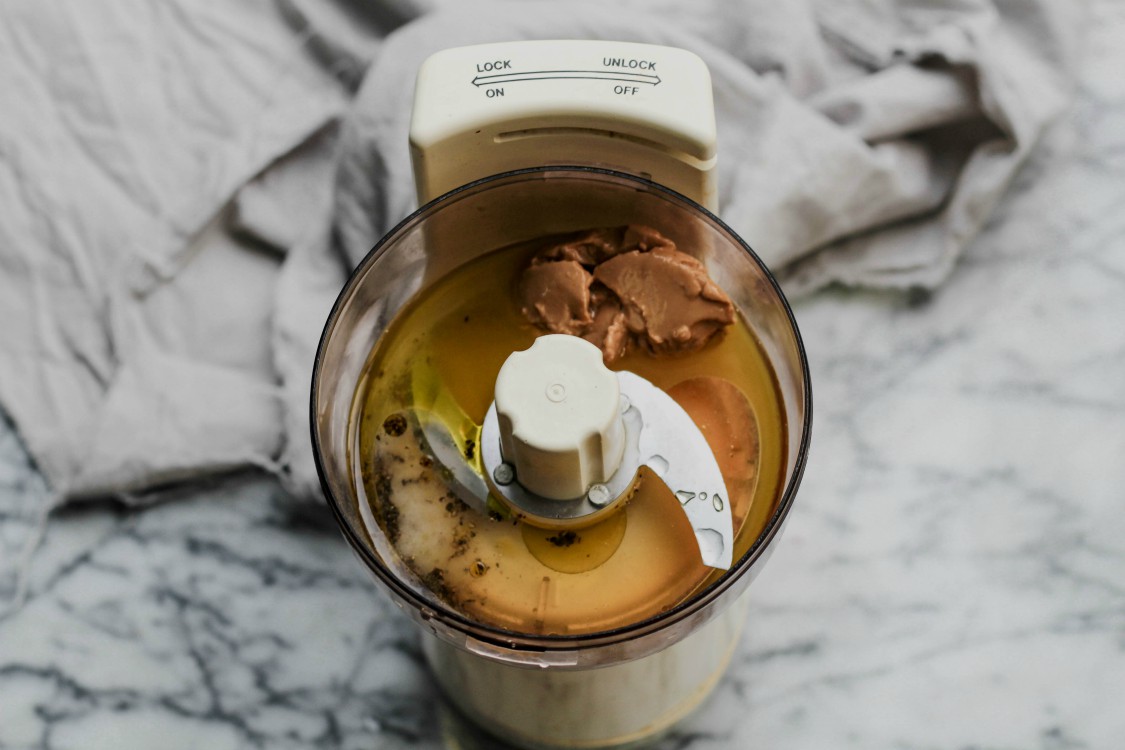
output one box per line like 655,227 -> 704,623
472,69 -> 661,87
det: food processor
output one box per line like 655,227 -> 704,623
312,40 -> 811,749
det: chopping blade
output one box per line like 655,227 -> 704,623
412,371 -> 738,571
616,371 -> 734,570
411,409 -> 490,513
409,355 -> 492,514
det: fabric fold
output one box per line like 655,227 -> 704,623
0,0 -> 1085,505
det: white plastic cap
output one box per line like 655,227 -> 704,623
494,335 -> 625,500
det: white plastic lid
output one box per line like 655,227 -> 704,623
494,335 -> 625,500
410,40 -> 717,209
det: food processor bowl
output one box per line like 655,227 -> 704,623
311,166 -> 811,747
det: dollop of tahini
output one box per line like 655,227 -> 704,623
519,226 -> 734,362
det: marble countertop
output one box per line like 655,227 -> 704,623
3,10 -> 1124,750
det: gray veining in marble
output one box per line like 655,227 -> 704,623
3,2 -> 1125,748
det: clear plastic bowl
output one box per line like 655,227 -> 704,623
311,167 -> 811,747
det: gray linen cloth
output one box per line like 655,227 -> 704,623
0,0 -> 1084,505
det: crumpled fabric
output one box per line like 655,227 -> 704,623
0,0 -> 1085,503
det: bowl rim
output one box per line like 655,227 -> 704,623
310,165 -> 813,652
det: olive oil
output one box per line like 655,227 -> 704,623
350,239 -> 787,635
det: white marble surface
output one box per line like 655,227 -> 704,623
3,6 -> 1125,749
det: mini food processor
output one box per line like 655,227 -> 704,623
312,40 -> 811,749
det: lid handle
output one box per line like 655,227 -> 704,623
494,335 -> 625,500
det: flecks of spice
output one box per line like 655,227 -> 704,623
444,495 -> 470,515
374,472 -> 400,544
422,568 -> 455,603
419,455 -> 433,468
469,560 -> 489,578
451,535 -> 470,558
546,530 -> 580,547
382,413 -> 407,437
464,438 -> 476,460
